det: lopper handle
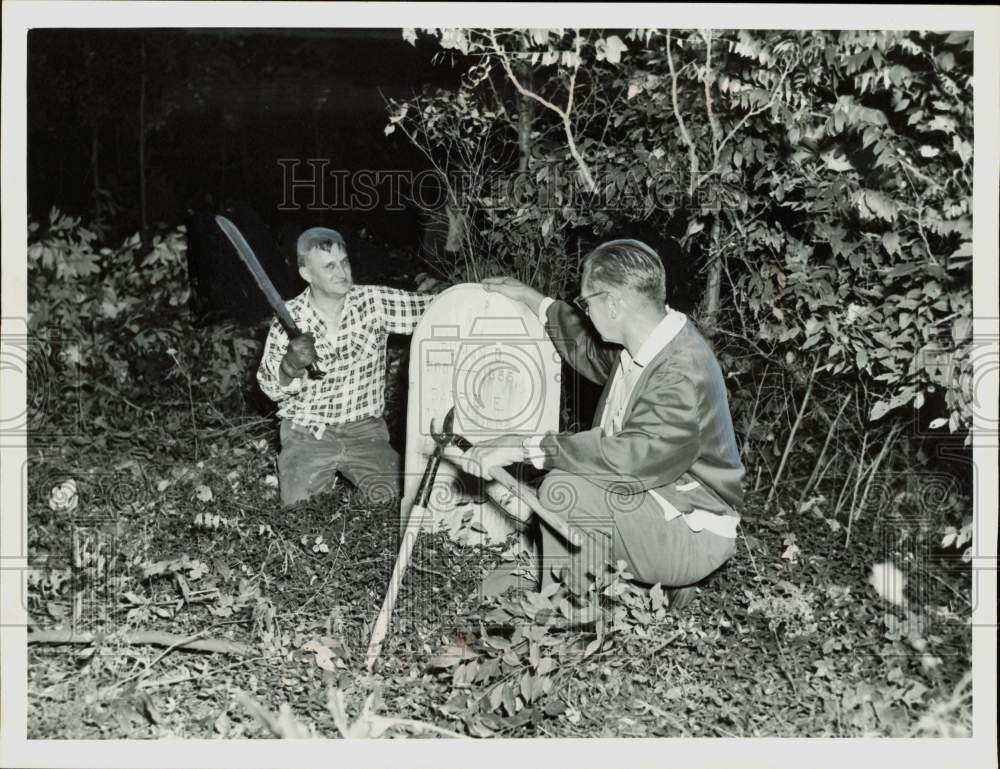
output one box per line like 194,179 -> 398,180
441,445 -> 579,548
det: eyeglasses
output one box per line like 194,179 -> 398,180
573,291 -> 607,314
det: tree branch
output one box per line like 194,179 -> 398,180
765,356 -> 820,511
796,395 -> 850,511
28,628 -> 252,656
666,29 -> 699,197
701,29 -> 723,156
696,56 -> 796,189
489,29 -> 595,192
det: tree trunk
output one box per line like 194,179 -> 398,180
516,60 -> 533,173
139,39 -> 148,248
82,38 -> 101,222
90,122 -> 100,222
701,216 -> 723,334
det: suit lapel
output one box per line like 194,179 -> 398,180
621,328 -> 683,422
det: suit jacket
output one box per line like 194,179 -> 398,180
539,300 -> 744,518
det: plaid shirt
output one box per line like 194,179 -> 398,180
257,285 -> 434,438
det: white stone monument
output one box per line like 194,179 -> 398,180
401,283 -> 562,546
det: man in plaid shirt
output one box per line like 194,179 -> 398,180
257,227 -> 436,506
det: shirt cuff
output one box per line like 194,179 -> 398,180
522,433 -> 548,469
276,370 -> 306,395
537,297 -> 554,326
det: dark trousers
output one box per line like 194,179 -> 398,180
277,417 -> 400,506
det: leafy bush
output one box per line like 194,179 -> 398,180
394,28 -> 974,533
29,209 -> 189,333
27,209 -> 263,434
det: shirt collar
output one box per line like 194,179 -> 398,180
294,286 -> 325,333
622,306 -> 687,368
298,285 -> 354,333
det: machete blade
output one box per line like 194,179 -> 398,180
215,214 -> 324,379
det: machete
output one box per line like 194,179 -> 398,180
215,214 -> 324,380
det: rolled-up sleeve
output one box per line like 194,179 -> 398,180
377,287 -> 435,334
257,321 -> 304,401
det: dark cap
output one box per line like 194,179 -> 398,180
297,227 -> 346,258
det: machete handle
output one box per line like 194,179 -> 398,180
284,328 -> 325,380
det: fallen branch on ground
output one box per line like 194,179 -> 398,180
28,629 -> 252,656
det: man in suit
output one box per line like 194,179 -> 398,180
455,239 -> 744,611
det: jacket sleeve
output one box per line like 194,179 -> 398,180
256,319 -> 303,402
543,299 -> 619,386
538,366 -> 701,494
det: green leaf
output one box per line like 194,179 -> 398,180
881,231 -> 901,256
599,35 -> 628,65
503,708 -> 535,728
870,400 -> 891,421
886,262 -> 921,279
953,137 -> 973,165
822,150 -> 853,172
650,583 -> 664,611
927,115 -> 958,134
484,635 -> 511,651
520,672 -> 536,703
502,684 -> 517,716
888,65 -> 912,86
903,681 -> 929,706
860,190 -> 900,222
685,219 -> 704,237
952,316 -> 971,343
488,684 -> 505,713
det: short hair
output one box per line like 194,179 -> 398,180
582,239 -> 666,305
296,227 -> 346,267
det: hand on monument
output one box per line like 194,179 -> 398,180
454,435 -> 525,481
481,276 -> 545,314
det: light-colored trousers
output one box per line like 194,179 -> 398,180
487,470 -> 737,597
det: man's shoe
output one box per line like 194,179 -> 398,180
666,585 -> 697,612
